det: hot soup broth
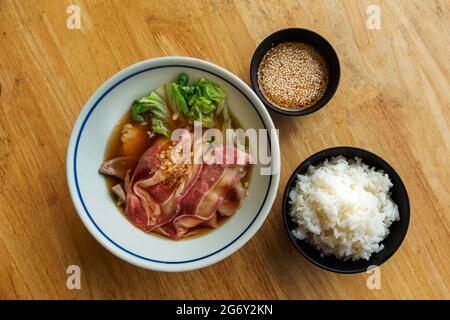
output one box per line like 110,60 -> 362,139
102,76 -> 252,240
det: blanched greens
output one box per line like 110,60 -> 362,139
176,72 -> 189,86
165,82 -> 189,115
130,73 -> 230,138
131,92 -> 171,137
165,73 -> 227,128
216,100 -> 232,132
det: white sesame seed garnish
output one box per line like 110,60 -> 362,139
257,42 -> 329,110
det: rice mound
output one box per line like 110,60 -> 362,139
289,156 -> 400,261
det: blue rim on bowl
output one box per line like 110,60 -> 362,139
66,57 -> 281,272
282,146 -> 410,273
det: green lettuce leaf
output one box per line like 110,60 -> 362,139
131,91 -> 171,137
163,73 -> 228,129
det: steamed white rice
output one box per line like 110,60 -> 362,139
289,156 -> 399,261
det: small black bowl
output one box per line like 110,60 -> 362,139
250,28 -> 340,116
282,147 -> 410,273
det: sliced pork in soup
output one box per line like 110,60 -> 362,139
99,73 -> 251,240
125,132 -> 250,239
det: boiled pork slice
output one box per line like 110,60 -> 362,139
217,182 -> 246,216
109,131 -> 252,239
99,156 -> 138,180
111,184 -> 126,205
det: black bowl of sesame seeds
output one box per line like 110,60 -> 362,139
250,28 -> 340,116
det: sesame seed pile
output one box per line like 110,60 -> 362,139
258,42 -> 329,110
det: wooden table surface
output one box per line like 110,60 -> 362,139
0,0 -> 449,300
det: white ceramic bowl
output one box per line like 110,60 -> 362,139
66,56 -> 280,271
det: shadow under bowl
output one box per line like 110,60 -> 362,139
282,146 -> 410,274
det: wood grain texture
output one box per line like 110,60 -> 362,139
0,0 -> 449,299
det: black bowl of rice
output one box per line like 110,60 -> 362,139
282,147 -> 410,274
250,28 -> 340,116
